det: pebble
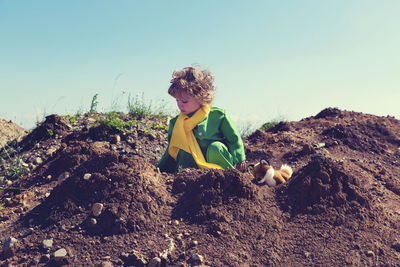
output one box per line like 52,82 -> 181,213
90,218 -> 97,225
304,251 -> 311,258
83,173 -> 92,180
54,248 -> 67,257
148,257 -> 162,267
98,261 -> 114,267
124,250 -> 147,266
53,248 -> 68,265
190,253 -> 204,265
46,146 -> 58,156
191,240 -> 199,247
176,233 -> 183,240
92,203 -> 104,217
35,157 -> 43,165
111,135 -> 121,144
42,239 -> 53,250
2,237 -> 17,258
366,250 -> 375,257
4,198 -> 12,206
57,171 -> 70,184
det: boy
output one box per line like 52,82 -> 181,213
157,66 -> 246,173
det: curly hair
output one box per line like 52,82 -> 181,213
168,66 -> 215,105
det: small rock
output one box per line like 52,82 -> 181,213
191,240 -> 199,247
92,203 -> 104,217
4,198 -> 13,206
148,257 -> 162,267
97,261 -> 114,267
214,231 -> 222,237
2,237 -> 17,258
46,147 -> 58,156
304,251 -> 311,258
53,248 -> 68,266
83,173 -> 92,180
302,144 -> 316,154
176,233 -> 183,240
46,175 -> 53,180
42,239 -> 53,250
366,250 -> 375,257
313,142 -> 326,149
35,157 -> 43,165
90,218 -> 97,225
57,172 -> 70,184
111,135 -> 121,144
45,192 -> 51,198
54,248 -> 67,257
124,250 -> 147,266
190,253 -> 204,265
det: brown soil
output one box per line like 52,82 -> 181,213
1,108 -> 400,266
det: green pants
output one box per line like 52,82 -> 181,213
174,141 -> 235,171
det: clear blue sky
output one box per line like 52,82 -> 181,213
1,0 -> 399,129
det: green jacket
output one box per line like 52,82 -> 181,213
157,107 -> 246,173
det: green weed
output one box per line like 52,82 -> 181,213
152,122 -> 168,132
127,93 -> 153,120
63,114 -> 77,124
0,142 -> 29,183
89,93 -> 99,114
96,112 -> 137,135
260,116 -> 287,130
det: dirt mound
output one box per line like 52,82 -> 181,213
1,108 -> 400,266
279,154 -> 370,214
24,141 -> 170,236
18,114 -> 70,152
172,169 -> 254,223
0,118 -> 27,148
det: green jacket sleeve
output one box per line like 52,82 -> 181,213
220,111 -> 246,165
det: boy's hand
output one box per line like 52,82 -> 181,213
235,161 -> 247,172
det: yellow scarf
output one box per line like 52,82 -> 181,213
168,104 -> 223,169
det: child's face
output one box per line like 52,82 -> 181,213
175,92 -> 201,115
